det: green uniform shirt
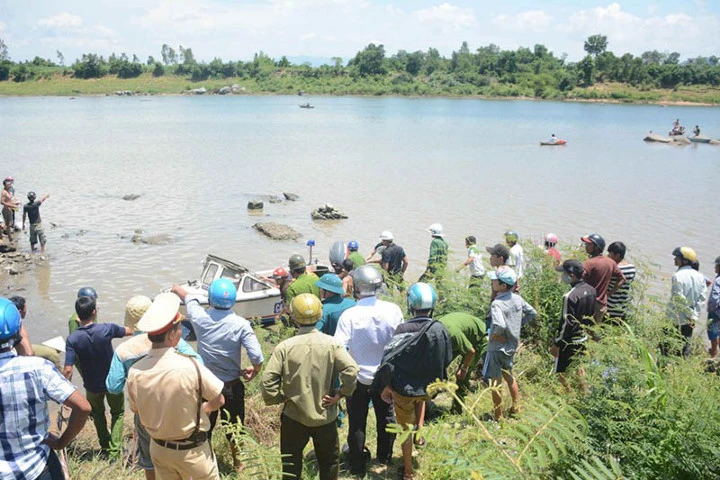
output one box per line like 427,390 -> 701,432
32,344 -> 62,371
261,326 -> 359,427
348,251 -> 365,269
428,237 -> 449,271
285,272 -> 321,306
439,312 -> 485,358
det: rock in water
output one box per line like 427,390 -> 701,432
253,222 -> 302,241
268,195 -> 282,204
311,204 -> 348,220
247,200 -> 264,210
283,192 -> 299,201
123,194 -> 141,201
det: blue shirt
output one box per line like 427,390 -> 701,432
0,351 -> 76,480
186,297 -> 264,382
317,295 -> 356,336
65,322 -> 126,393
105,332 -> 202,395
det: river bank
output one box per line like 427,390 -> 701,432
1,73 -> 719,105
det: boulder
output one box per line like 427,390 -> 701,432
283,192 -> 299,201
268,195 -> 282,204
231,84 -> 242,93
247,200 -> 264,210
123,194 -> 141,201
253,222 -> 302,241
218,86 -> 232,95
311,203 -> 348,220
189,87 -> 207,95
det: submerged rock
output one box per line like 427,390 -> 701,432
123,194 -> 141,201
311,204 -> 348,220
253,222 -> 302,241
131,233 -> 175,245
248,200 -> 264,210
283,192 -> 299,201
268,195 -> 282,204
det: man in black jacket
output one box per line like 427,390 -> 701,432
551,260 -> 596,393
376,282 -> 452,480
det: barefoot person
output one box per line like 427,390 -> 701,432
22,191 -> 50,256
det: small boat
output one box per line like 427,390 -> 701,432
540,139 -> 567,146
643,133 -> 672,143
299,103 -> 314,109
690,135 -> 712,144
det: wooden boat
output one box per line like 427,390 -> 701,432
540,139 -> 567,146
690,135 -> 712,144
299,103 -> 314,109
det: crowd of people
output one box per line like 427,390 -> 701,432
0,224 -> 718,480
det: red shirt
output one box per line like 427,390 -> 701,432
582,256 -> 624,306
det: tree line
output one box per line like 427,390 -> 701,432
1,35 -> 719,97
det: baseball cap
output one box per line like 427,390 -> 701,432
488,266 -> 517,286
555,259 -> 584,277
486,244 -> 510,258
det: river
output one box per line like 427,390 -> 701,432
1,95 -> 718,339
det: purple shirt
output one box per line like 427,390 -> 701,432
65,322 -> 126,393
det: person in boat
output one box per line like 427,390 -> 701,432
550,134 -> 558,144
693,125 -> 701,136
673,118 -> 680,128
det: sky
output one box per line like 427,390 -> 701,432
1,0 -> 718,65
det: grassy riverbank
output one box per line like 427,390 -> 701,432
53,245 -> 720,479
1,72 -> 719,104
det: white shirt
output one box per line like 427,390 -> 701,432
507,244 -> 525,278
334,296 -> 403,385
668,265 -> 707,325
467,245 -> 485,277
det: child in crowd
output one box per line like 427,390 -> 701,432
484,266 -> 537,420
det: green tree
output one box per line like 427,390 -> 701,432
161,44 -> 177,65
349,43 -> 387,76
56,50 -> 64,66
583,34 -> 608,57
72,53 -> 106,79
405,50 -> 425,76
577,55 -> 595,86
152,62 -> 165,77
0,38 -> 8,61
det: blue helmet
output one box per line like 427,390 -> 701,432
0,297 -> 22,346
407,282 -> 437,311
208,278 -> 237,310
348,240 -> 359,251
77,287 -> 98,299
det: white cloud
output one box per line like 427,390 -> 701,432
492,10 -> 552,32
0,21 -> 7,34
37,13 -> 83,29
301,32 -> 317,40
416,3 -> 475,29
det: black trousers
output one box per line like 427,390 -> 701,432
281,414 -> 339,480
346,382 -> 396,472
209,380 -> 245,442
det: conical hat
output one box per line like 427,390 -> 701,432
41,336 -> 66,353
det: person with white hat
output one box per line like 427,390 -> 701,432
420,223 -> 448,282
127,293 -> 225,480
106,295 -> 202,480
378,230 -> 409,284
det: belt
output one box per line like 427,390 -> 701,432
153,431 -> 207,450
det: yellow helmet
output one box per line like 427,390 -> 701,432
672,246 -> 697,263
291,293 -> 322,325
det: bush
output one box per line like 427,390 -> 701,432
0,61 -> 11,81
117,62 -> 143,79
152,62 -> 165,77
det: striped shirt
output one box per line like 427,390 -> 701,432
607,263 -> 636,318
0,351 -> 76,480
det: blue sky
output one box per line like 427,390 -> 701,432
1,1 -> 718,64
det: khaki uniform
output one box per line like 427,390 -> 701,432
128,347 -> 224,480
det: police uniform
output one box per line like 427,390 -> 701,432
127,293 -> 224,480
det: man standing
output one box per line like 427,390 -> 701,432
128,293 -> 225,480
458,235 -> 485,288
1,177 -> 19,242
22,191 -> 50,256
315,273 -> 356,336
285,254 -> 321,307
551,260 -> 596,393
667,247 -> 707,357
0,297 -> 91,480
63,295 -> 132,458
173,278 -> 263,472
347,240 -> 366,269
334,265 -> 403,475
485,266 -> 537,420
420,223 -> 448,281
376,283 -> 452,480
581,234 -> 625,324
504,231 -> 525,278
438,311 -> 485,413
106,295 -> 202,480
262,294 -> 359,480
379,231 -> 409,284
606,241 -> 636,320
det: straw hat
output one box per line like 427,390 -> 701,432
136,293 -> 181,335
41,336 -> 66,353
124,295 -> 152,329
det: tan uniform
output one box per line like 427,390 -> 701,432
127,347 -> 224,480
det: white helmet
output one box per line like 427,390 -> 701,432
379,230 -> 393,241
428,223 -> 444,237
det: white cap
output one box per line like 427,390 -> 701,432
41,336 -> 66,353
427,223 -> 444,237
379,230 -> 393,241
